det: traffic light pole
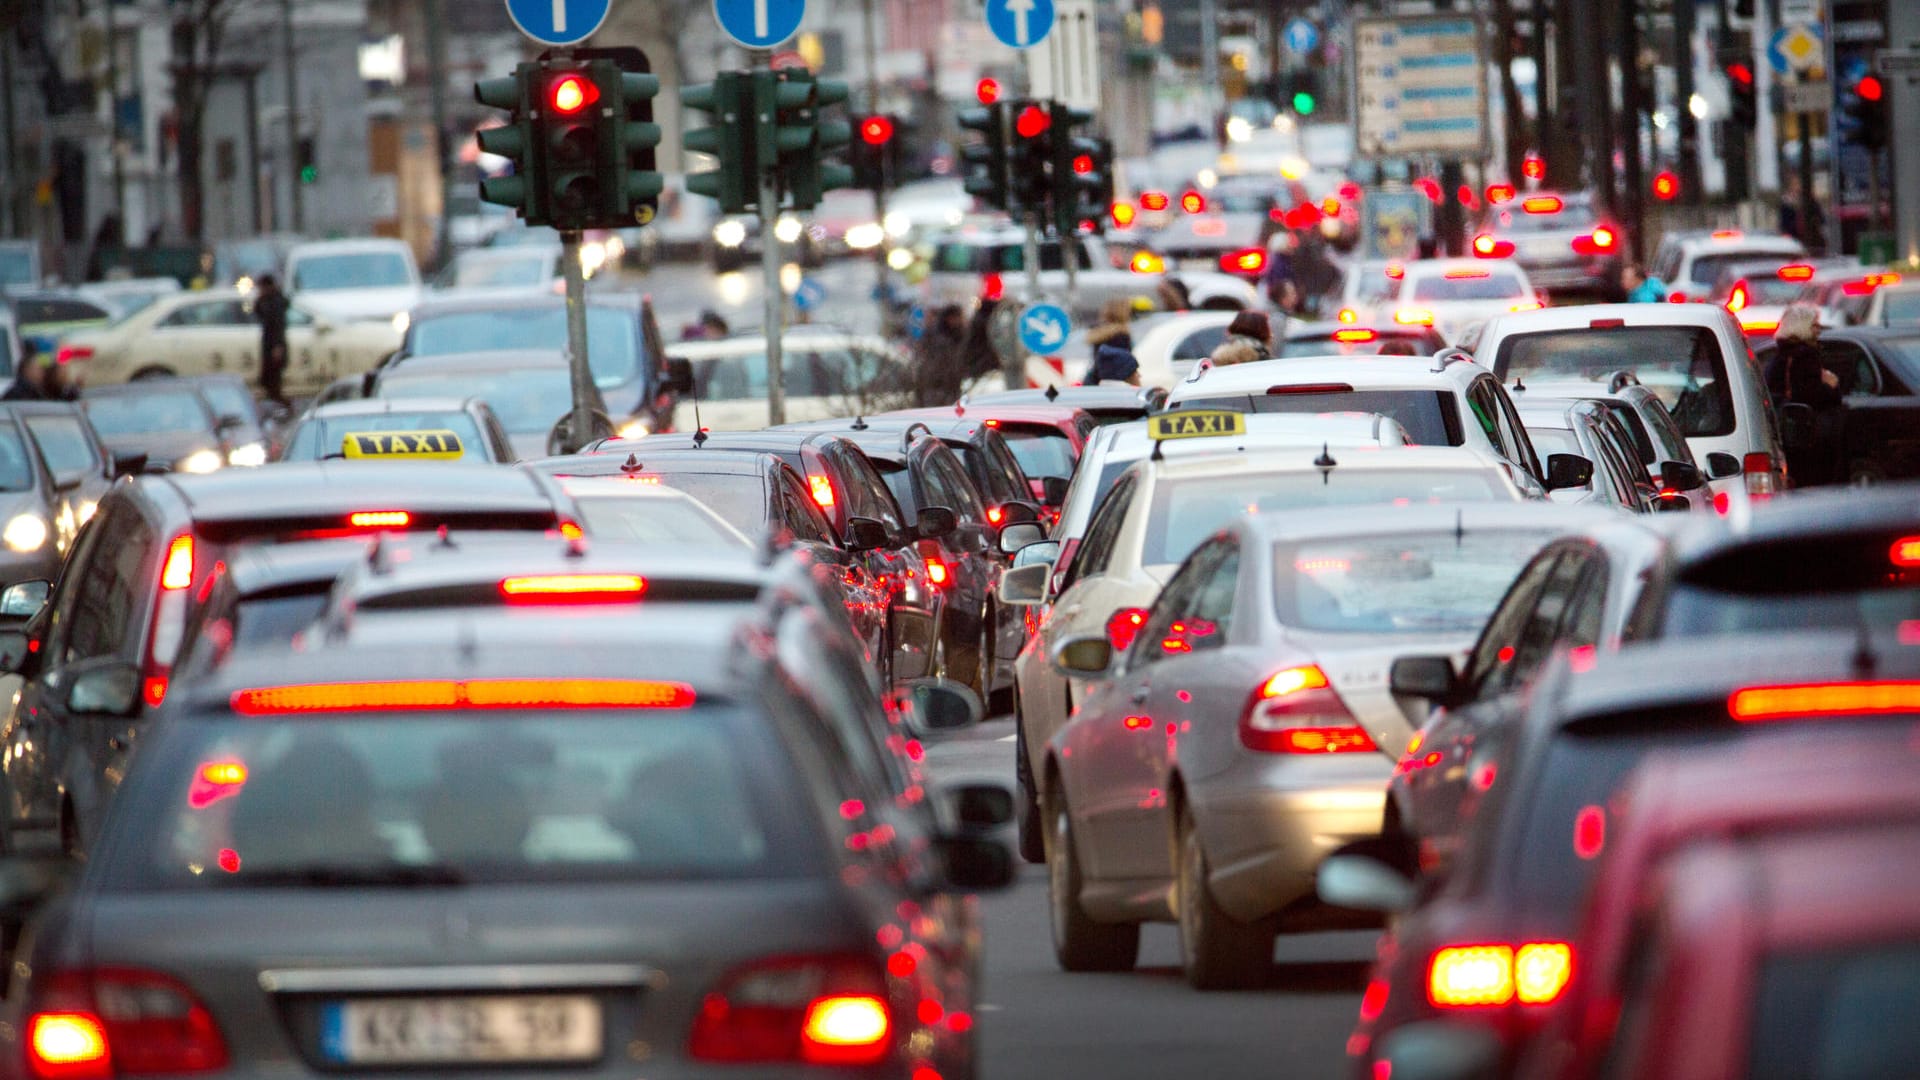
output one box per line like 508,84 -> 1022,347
863,0 -> 890,310
560,228 -> 595,454
759,62 -> 788,426
1019,208 -> 1042,388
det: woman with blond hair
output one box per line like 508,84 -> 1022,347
1772,303 -> 1843,486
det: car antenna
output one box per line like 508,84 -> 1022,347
1044,384 -> 1060,402
1851,617 -> 1879,679
1512,374 -> 1526,392
692,427 -> 709,448
1314,443 -> 1337,485
954,400 -> 966,417
434,523 -> 457,550
852,416 -> 869,430
620,453 -> 644,476
564,530 -> 589,559
367,533 -> 391,575
1150,437 -> 1166,463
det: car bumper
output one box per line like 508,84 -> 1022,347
1189,761 -> 1391,924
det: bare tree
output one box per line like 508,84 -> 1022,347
169,0 -> 249,242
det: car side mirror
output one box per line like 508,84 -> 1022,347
915,506 -> 958,541
888,607 -> 936,681
845,516 -> 892,552
64,659 -> 142,717
1652,493 -> 1692,513
996,501 -> 1040,526
1316,836 -> 1420,914
110,451 -> 148,477
998,562 -> 1052,606
0,580 -> 50,619
1658,460 -> 1703,491
948,782 -> 1015,829
997,521 -> 1045,555
896,677 -> 985,735
1375,1021 -> 1504,1080
1390,655 -> 1459,706
936,834 -> 1016,893
1040,475 -> 1071,504
1544,452 -> 1594,492
1778,402 -> 1816,451
53,471 -> 85,494
1705,451 -> 1742,480
1050,633 -> 1115,677
663,357 -> 695,396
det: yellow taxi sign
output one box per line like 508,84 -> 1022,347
1147,410 -> 1247,442
341,430 -> 465,460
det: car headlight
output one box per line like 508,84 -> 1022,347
884,212 -> 910,238
845,223 -> 887,250
3,514 -> 47,554
774,216 -> 804,244
391,311 -> 411,334
618,417 -> 651,440
887,247 -> 915,271
76,499 -> 97,524
713,221 -> 748,248
605,236 -> 626,260
580,241 -> 607,274
227,441 -> 267,467
178,449 -> 224,474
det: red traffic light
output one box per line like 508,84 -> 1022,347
1726,62 -> 1754,87
860,116 -> 895,145
1857,75 -> 1884,102
550,74 -> 598,115
1072,154 -> 1094,175
977,78 -> 1002,105
1652,170 -> 1680,201
1522,155 -> 1545,181
1015,104 -> 1050,139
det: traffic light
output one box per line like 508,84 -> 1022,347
297,137 -> 317,185
959,85 -> 1009,211
851,114 -> 897,191
1845,74 -> 1888,151
1651,169 -> 1680,201
475,63 -> 537,221
1723,53 -> 1757,129
1284,70 -> 1319,116
683,72 -> 756,214
1049,102 -> 1104,235
1008,99 -> 1053,216
769,69 -> 852,211
611,65 -> 664,225
540,67 -> 604,230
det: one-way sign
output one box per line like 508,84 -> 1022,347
986,0 -> 1054,50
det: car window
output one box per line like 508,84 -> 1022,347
1409,271 -> 1527,301
1603,402 -> 1657,464
1593,422 -> 1645,503
292,252 -> 413,291
376,369 -> 576,436
1466,378 -> 1511,458
829,444 -> 903,531
620,470 -> 767,533
85,391 -> 211,437
22,414 -> 102,475
1462,550 -> 1562,697
923,444 -> 985,519
1165,542 -> 1239,654
408,308 -> 643,389
980,435 -> 1030,506
999,426 -> 1077,481
56,504 -> 155,665
1561,557 -> 1609,649
1749,941 -> 1920,1080
1489,384 -> 1542,477
1128,542 -> 1216,669
1494,327 -> 1736,438
1506,548 -> 1588,681
198,382 -> 256,424
1819,341 -> 1880,397
1173,326 -> 1228,361
1068,473 -> 1137,585
286,413 -> 491,463
0,420 -> 38,492
778,469 -> 838,546
1278,530 -> 1551,635
158,300 -> 250,328
18,298 -> 108,323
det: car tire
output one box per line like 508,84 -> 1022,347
1176,803 -> 1272,990
1047,789 -> 1139,972
1013,702 -> 1044,864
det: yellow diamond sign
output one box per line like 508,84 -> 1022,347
1780,25 -> 1822,72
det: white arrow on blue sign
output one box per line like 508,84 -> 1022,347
713,0 -> 807,49
986,0 -> 1054,50
1284,18 -> 1319,55
1019,302 -> 1070,356
504,0 -> 612,46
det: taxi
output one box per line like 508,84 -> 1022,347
1038,504 -> 1584,989
276,397 -> 516,464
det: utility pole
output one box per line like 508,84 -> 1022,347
1617,0 -> 1648,259
280,0 -> 303,231
1716,0 -> 1751,203
863,0 -> 889,312
0,32 -> 13,237
1891,0 -> 1920,266
1199,0 -> 1221,136
425,0 -> 454,272
757,57 -> 787,426
105,0 -> 126,225
1674,0 -> 1701,204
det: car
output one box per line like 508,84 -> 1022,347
0,407 -> 75,583
964,384 -> 1167,426
1644,227 -> 1805,305
169,539 -> 391,682
284,237 -> 424,327
1165,353 -> 1561,499
1513,398 -> 1665,513
72,276 -> 182,321
0,309 -> 22,381
1383,259 -> 1541,345
1850,276 -> 1920,328
1471,303 -> 1784,500
1327,258 -> 1398,325
1751,325 -> 1920,487
429,244 -> 565,298
1794,265 -> 1902,326
888,403 -> 1094,512
7,400 -> 131,527
558,476 -> 754,550
276,395 -> 517,464
370,350 -> 608,462
1035,503 -> 1602,989
1116,310 -> 1239,386
671,329 -> 912,432
392,294 -> 672,436
0,596 -> 1011,1080
922,228 -> 1256,321
1510,376 -> 1716,513
1278,321 -> 1447,358
1472,191 -> 1623,296
1321,630 -> 1920,1080
82,380 -> 253,476
810,414 -> 1045,531
0,461 -> 581,853
1709,256 -> 1859,338
54,288 -> 402,396
1002,420 -> 1530,864
186,373 -> 270,465
4,291 -> 114,341
210,232 -> 305,288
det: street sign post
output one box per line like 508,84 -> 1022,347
1352,15 -> 1489,160
985,0 -> 1054,50
713,0 -> 807,50
504,0 -> 611,46
1018,303 -> 1070,356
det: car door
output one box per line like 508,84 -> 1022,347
1142,536 -> 1253,811
153,298 -> 255,378
279,303 -> 331,392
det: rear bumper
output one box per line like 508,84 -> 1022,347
1189,763 -> 1391,924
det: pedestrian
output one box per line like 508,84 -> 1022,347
254,274 -> 291,407
912,304 -> 971,406
1262,233 -> 1299,312
1225,311 -> 1274,360
1086,346 -> 1142,387
41,354 -> 79,401
3,343 -> 48,401
1157,276 -> 1192,313
1621,263 -> 1668,304
1771,303 -> 1844,487
1085,300 -> 1141,387
1207,340 -> 1261,367
1376,338 -> 1420,356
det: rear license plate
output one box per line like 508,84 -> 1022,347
320,995 -> 602,1065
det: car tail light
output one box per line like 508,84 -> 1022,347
1140,191 -> 1170,212
1740,318 -> 1778,335
687,954 -> 893,1066
1337,307 -> 1359,324
1724,282 -> 1750,313
229,678 -> 696,715
348,510 -> 411,529
1444,268 -> 1491,279
1711,228 -> 1743,240
920,545 -> 950,588
1222,248 -> 1267,274
1588,226 -> 1616,250
1521,196 -> 1562,214
27,969 -> 229,1078
1239,665 -> 1375,754
142,534 -> 199,708
1868,272 -> 1903,287
1842,278 -> 1879,296
1110,202 -> 1136,229
1485,183 -> 1516,204
55,345 -> 93,366
1778,264 -> 1814,281
498,574 -> 647,601
1893,536 -> 1920,567
1130,251 -> 1166,274
1394,309 -> 1435,326
1334,329 -> 1378,343
981,273 -> 1004,302
1385,262 -> 1404,280
160,536 -> 194,592
1728,681 -> 1920,722
1427,943 -> 1572,1007
1509,301 -> 1544,312
985,506 -> 1005,526
1667,291 -> 1690,303
1106,607 -> 1148,652
1180,190 -> 1206,214
807,474 -> 836,509
1742,451 -> 1775,499
1471,234 -> 1514,258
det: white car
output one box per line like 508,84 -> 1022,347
1859,280 -> 1920,328
1512,377 -> 1717,513
1165,353 -> 1558,498
1514,398 -> 1658,513
1471,303 -> 1785,500
1382,258 -> 1540,345
999,434 -> 1529,862
432,246 -> 565,301
557,476 -> 755,550
672,329 -> 911,432
1327,258 -> 1397,325
1645,228 -> 1805,305
285,238 -> 424,328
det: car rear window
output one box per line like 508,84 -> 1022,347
1410,272 -> 1528,302
86,390 -> 210,437
284,413 -> 490,463
1689,251 -> 1799,286
624,471 -> 766,532
378,370 -> 572,436
1278,331 -> 1438,358
999,426 -> 1077,480
107,708 -> 822,889
1749,941 -> 1920,1080
1493,327 -> 1735,438
1883,288 -> 1920,326
199,382 -> 255,424
1175,389 -> 1462,447
1644,530 -> 1920,639
1273,530 -> 1550,633
572,493 -> 751,549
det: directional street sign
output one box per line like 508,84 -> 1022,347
794,276 -> 828,312
1353,15 -> 1488,159
1018,302 -> 1070,356
713,0 -> 807,50
986,0 -> 1054,51
1284,18 -> 1320,56
504,0 -> 612,46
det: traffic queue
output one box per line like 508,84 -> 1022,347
0,246 -> 1910,1079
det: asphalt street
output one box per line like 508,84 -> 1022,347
925,720 -> 1371,1080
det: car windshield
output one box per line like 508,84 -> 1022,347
0,422 -> 34,491
1175,390 -> 1461,446
378,371 -> 572,436
106,708 -> 821,889
1275,530 -> 1549,633
1143,469 -> 1507,566
408,308 -> 643,388
572,494 -> 752,549
1000,428 -> 1077,480
451,253 -> 557,287
21,414 -> 100,474
198,382 -> 254,424
1749,941 -> 1920,1080
623,471 -> 766,531
292,252 -> 413,291
85,391 -> 209,436
1409,272 -> 1529,302
1689,250 -> 1799,286
1494,327 -> 1735,438
1526,427 -> 1580,457
1883,289 -> 1920,326
283,413 -> 490,462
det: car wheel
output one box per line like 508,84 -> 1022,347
1046,789 -> 1138,972
1013,703 -> 1044,864
1176,803 -> 1272,990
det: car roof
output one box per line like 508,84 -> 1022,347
0,400 -> 86,418
1238,500 -> 1621,546
384,349 -> 569,373
1398,257 -> 1526,277
306,396 -> 481,418
1174,354 -> 1490,396
83,378 -> 218,401
896,404 -> 1089,427
1094,412 -> 1409,459
1668,483 -> 1920,567
1671,231 -> 1804,252
529,447 -> 780,478
595,430 -> 830,457
967,386 -> 1162,410
407,292 -> 639,318
1284,321 -> 1437,338
1144,443 -> 1508,482
288,238 -> 413,257
218,537 -> 380,597
153,461 -> 564,522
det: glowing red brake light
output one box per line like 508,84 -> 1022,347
1894,536 -> 1920,567
1110,202 -> 1136,229
1106,607 -> 1148,652
688,955 -> 892,1066
28,969 -> 228,1078
924,555 -> 949,586
160,535 -> 195,591
499,574 -> 647,601
1268,382 -> 1356,395
1521,196 -> 1562,214
1443,268 -> 1490,279
1471,234 -> 1514,258
1427,943 -> 1572,1007
1777,263 -> 1815,281
1485,183 -> 1516,204
1725,282 -> 1750,313
348,511 -> 411,529
230,678 -> 695,715
1394,308 -> 1435,326
1589,225 -> 1616,249
1743,451 -> 1775,498
1180,190 -> 1206,214
1729,681 -> 1920,722
27,1013 -> 110,1079
1333,329 -> 1378,343
1240,665 -> 1374,753
1222,248 -> 1267,274
1140,191 -> 1169,212
1385,262 -> 1405,280
808,473 -> 837,509
981,272 -> 1004,301
55,345 -> 93,365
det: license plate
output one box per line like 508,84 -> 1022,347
320,995 -> 602,1065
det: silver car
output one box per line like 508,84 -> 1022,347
1037,504 -> 1578,990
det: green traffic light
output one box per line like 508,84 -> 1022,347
299,165 -> 317,185
1292,91 -> 1316,116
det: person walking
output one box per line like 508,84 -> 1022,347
3,343 -> 49,401
254,275 -> 291,408
1225,311 -> 1275,360
1085,300 -> 1142,387
1772,304 -> 1844,487
1621,263 -> 1667,303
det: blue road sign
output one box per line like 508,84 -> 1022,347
794,277 -> 828,312
713,0 -> 807,49
985,0 -> 1054,50
1284,18 -> 1319,55
504,0 -> 611,46
1019,303 -> 1070,356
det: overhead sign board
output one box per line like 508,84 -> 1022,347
1027,0 -> 1099,109
504,0 -> 612,46
1352,15 -> 1489,160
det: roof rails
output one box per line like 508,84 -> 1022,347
1431,347 -> 1476,371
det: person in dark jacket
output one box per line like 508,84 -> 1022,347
3,344 -> 48,401
1085,299 -> 1141,386
1772,304 -> 1843,487
254,275 -> 291,407
1225,310 -> 1274,360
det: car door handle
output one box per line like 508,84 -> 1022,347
1130,685 -> 1151,704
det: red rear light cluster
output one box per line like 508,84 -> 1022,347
1180,190 -> 1206,214
1106,607 -> 1148,652
1570,227 -> 1618,255
1472,234 -> 1515,258
1777,264 -> 1815,281
1724,282 -> 1751,313
1742,451 -> 1775,499
687,955 -> 893,1067
1727,681 -> 1920,722
229,678 -> 696,715
1427,943 -> 1573,1007
499,574 -> 647,603
55,345 -> 93,366
1140,191 -> 1170,212
1239,665 -> 1375,754
1222,248 -> 1267,274
26,969 -> 229,1079
981,273 -> 1005,302
1521,196 -> 1562,214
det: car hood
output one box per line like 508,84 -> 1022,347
297,286 -> 422,322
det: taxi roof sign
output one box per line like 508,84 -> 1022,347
1147,410 -> 1247,442
342,430 -> 465,461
